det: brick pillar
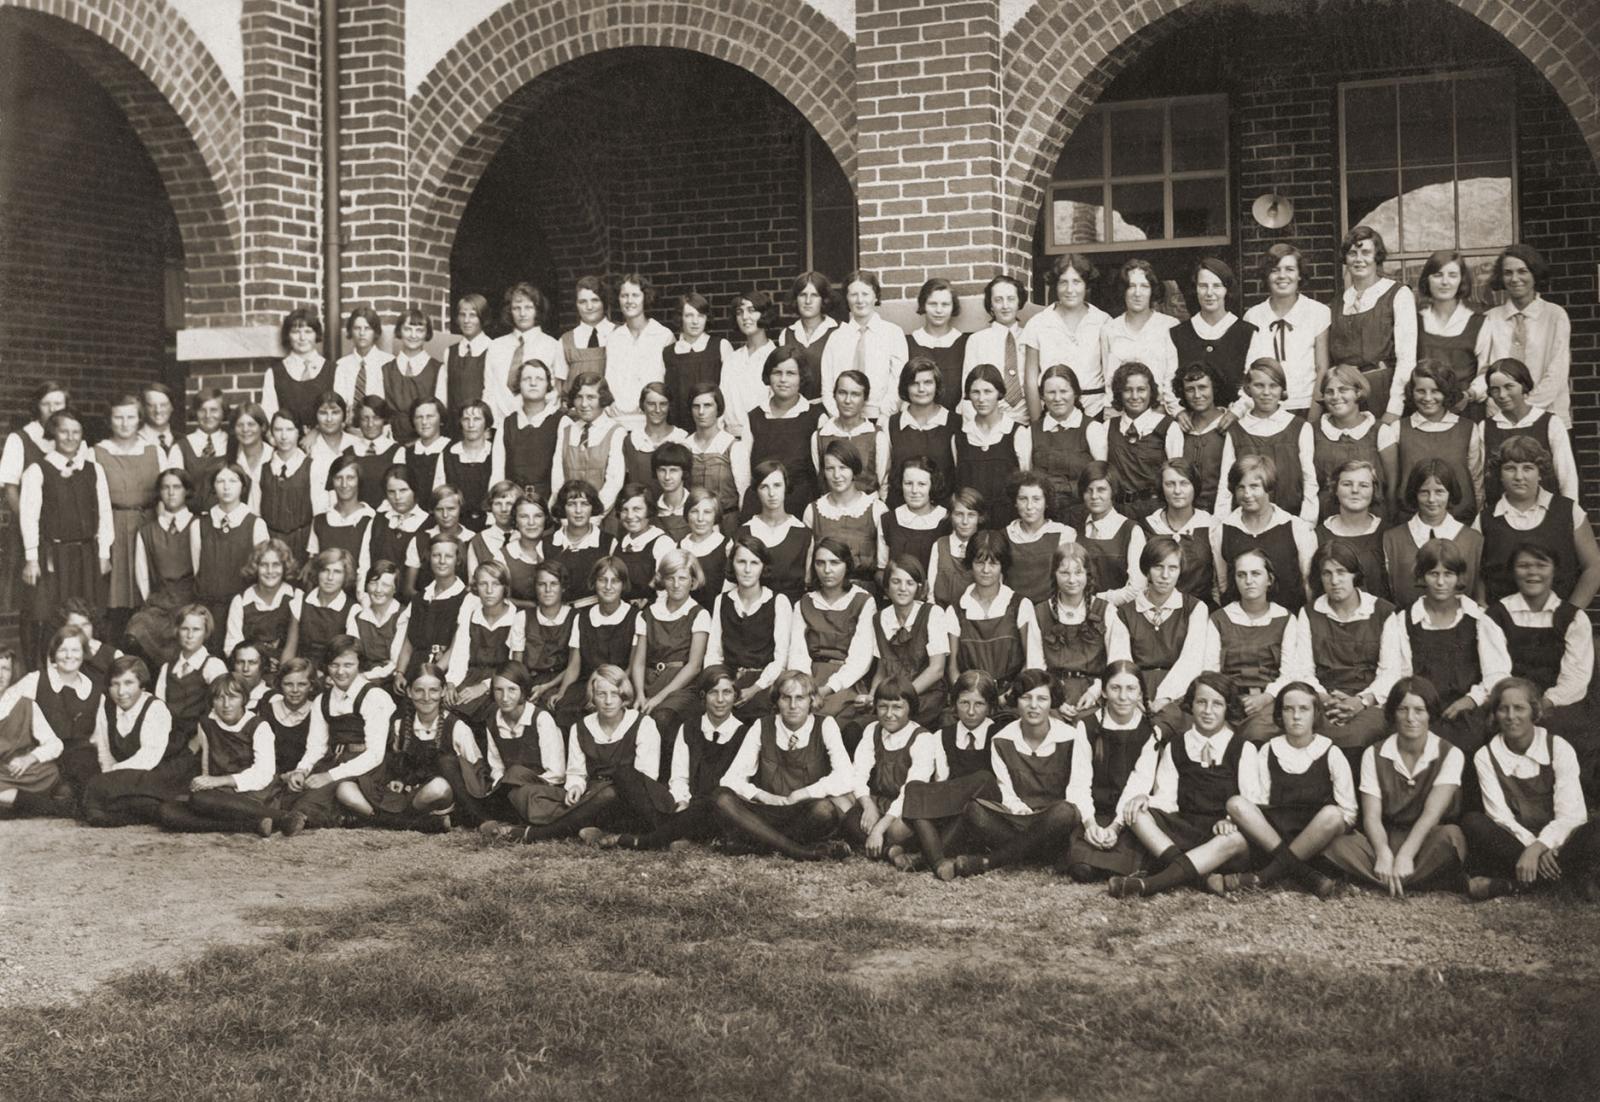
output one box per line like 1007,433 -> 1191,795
337,0 -> 409,321
856,0 -> 1013,308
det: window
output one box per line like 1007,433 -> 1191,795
804,129 -> 857,282
1339,70 -> 1517,289
1047,94 -> 1230,253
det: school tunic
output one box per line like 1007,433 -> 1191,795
1312,416 -> 1382,520
572,604 -> 641,682
887,410 -> 956,508
441,443 -> 494,529
637,599 -> 710,710
558,420 -> 623,504
268,358 -> 336,428
560,325 -> 610,381
1305,596 -> 1395,698
176,431 -> 229,515
689,433 -> 745,525
899,721 -> 999,820
1077,514 -> 1139,599
1170,315 -> 1257,400
498,409 -> 561,506
797,589 -> 873,692
195,509 -> 259,615
309,508 -> 373,568
539,526 -> 615,605
127,512 -> 197,664
675,717 -> 747,803
737,517 -> 811,602
664,339 -> 724,432
28,454 -> 109,607
1034,598 -> 1110,707
357,712 -> 451,814
365,509 -> 427,582
1065,714 -> 1152,874
1225,414 -> 1312,518
1117,592 -> 1202,701
952,588 -> 1029,688
404,580 -> 470,676
259,454 -> 316,560
1316,521 -> 1391,603
1180,423 -> 1226,515
907,329 -> 968,413
472,703 -> 564,824
193,713 -> 272,792
976,720 -> 1093,826
810,495 -> 884,593
1211,606 -> 1291,694
522,606 -> 575,682
1417,308 -> 1485,398
402,438 -> 448,513
1105,411 -> 1174,516
953,421 -> 1024,528
744,401 -> 823,518
871,603 -> 946,725
1483,411 -> 1563,508
1260,738 -> 1338,835
1004,522 -> 1070,605
235,587 -> 298,666
1382,515 -> 1482,609
35,670 -> 104,787
930,535 -> 973,610
1142,511 -> 1214,603
1404,608 -> 1482,717
1329,280 -> 1406,413
1486,597 -> 1578,697
263,700 -> 316,776
1481,494 -> 1579,602
1217,514 -> 1307,613
382,358 -> 442,445
739,715 -> 839,798
621,428 -> 686,492
1031,412 -> 1097,521
345,438 -> 401,510
1394,416 -> 1477,522
881,507 -> 949,577
779,319 -> 839,402
95,444 -> 160,609
1163,727 -> 1249,837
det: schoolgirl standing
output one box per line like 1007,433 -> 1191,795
684,384 -> 749,533
1,381 -> 66,665
0,629 -> 102,814
1325,677 -> 1467,896
224,539 -> 301,671
95,392 -> 162,641
155,675 -> 303,837
1028,543 -> 1112,722
360,465 -> 429,594
189,464 -> 268,648
1242,244 -> 1330,418
442,400 -> 496,531
444,561 -> 526,729
1170,259 -> 1257,405
346,560 -> 409,684
778,271 -> 839,401
231,405 -> 272,511
1170,363 -> 1230,515
553,276 -> 614,384
945,530 -> 1038,707
906,279 -> 967,414
139,383 -> 182,468
395,535 -> 470,684
1109,672 -> 1259,897
742,350 -> 822,517
1073,462 -> 1147,606
869,556 -> 949,729
541,480 -> 616,606
737,460 -> 812,602
1102,260 -> 1180,414
1209,455 -> 1316,613
896,670 -> 1000,873
1482,358 -> 1579,507
457,662 -> 566,832
1481,244 -> 1571,425
663,293 -> 732,432
549,372 -> 625,513
176,389 -> 230,514
888,358 -> 957,510
1060,661 -> 1152,881
1031,364 -> 1104,522
288,548 -> 356,670
791,538 -> 877,728
1023,254 -> 1110,420
1382,460 -> 1482,607
1311,364 -> 1385,519
1222,682 -> 1356,897
711,669 -> 855,861
128,468 -> 197,666
1300,541 -> 1401,753
679,487 -> 729,607
333,307 -> 395,419
305,454 -> 374,569
549,556 -> 639,730
1203,548 -> 1315,742
337,663 -> 457,832
398,397 -> 450,513
881,457 -> 949,580
1330,227 -> 1417,419
1003,471 -> 1075,604
1377,361 -> 1482,522
1415,249 -> 1491,409
75,656 -> 183,826
820,270 -> 906,422
262,307 -> 333,426
961,273 -> 1029,423
1142,459 -> 1215,602
1316,459 -> 1391,602
805,441 -> 887,596
483,283 -> 560,421
926,487 -> 982,608
383,306 -> 442,445
954,365 -> 1031,529
19,409 -> 112,647
944,669 -> 1095,880
842,679 -> 937,861
704,534 -> 791,721
1103,361 -> 1183,519
719,291 -> 777,441
257,411 -> 317,561
1213,358 -> 1318,523
489,357 -> 562,509
1479,435 -> 1600,606
621,383 -> 687,492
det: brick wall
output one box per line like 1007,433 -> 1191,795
337,0 -> 408,321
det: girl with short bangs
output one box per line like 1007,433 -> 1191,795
549,555 -> 639,731
540,478 -> 617,606
628,548 -> 711,744
1377,359 -> 1483,523
868,555 -> 948,729
445,561 -> 527,728
945,530 -> 1038,708
337,663 -> 458,833
224,538 -> 302,671
454,661 -> 566,831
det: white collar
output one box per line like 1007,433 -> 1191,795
458,332 -> 492,356
725,587 -> 774,615
1405,513 -> 1463,542
43,449 -> 90,473
896,405 -> 949,429
422,578 -> 467,601
1311,591 -> 1378,621
959,584 -> 1016,618
808,585 -> 867,612
1378,732 -> 1448,778
1189,312 -> 1238,340
995,718 -> 1080,754
210,503 -> 253,528
648,596 -> 700,622
1490,730 -> 1552,768
1040,409 -> 1086,431
45,665 -> 94,700
1493,489 -> 1554,518
787,317 -> 838,345
1316,413 -> 1376,440
910,326 -> 961,348
1406,596 -> 1483,626
701,714 -> 743,742
674,333 -> 712,354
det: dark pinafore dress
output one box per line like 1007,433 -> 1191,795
872,604 -> 944,726
931,537 -> 974,609
1373,745 -> 1462,834
1154,731 -> 1247,846
270,360 -> 336,430
559,421 -> 620,501
616,530 -> 669,603
953,591 -> 1027,695
1227,416 -> 1309,517
687,537 -> 728,610
1218,519 -> 1304,613
320,684 -> 378,776
405,584 -> 470,676
682,721 -> 745,802
442,445 -> 494,531
1312,420 -> 1383,521
1181,425 -> 1226,515
975,730 -> 1077,826
1485,745 -> 1556,841
160,656 -> 213,759
1487,600 -> 1575,700
35,672 -> 104,789
1171,317 -> 1257,400
365,512 -> 423,584
751,715 -> 831,798
259,458 -> 316,561
263,701 -> 318,777
239,589 -> 295,668
357,713 -> 448,813
906,331 -> 967,413
0,686 -> 56,796
309,510 -> 372,571
664,344 -> 723,433
1078,517 -> 1135,595
553,606 -> 642,728
1067,715 -> 1155,874
1032,420 -> 1095,521
1483,413 -> 1560,508
1262,740 -> 1336,835
1106,413 -> 1172,519
954,423 -> 1022,528
561,329 -> 607,381
900,724 -> 1000,820
812,497 -> 881,595
815,424 -> 881,496
1405,611 -> 1487,756
745,404 -> 823,518
1117,594 -> 1200,700
690,437 -> 744,531
779,324 -> 836,402
176,435 -> 227,516
296,592 -> 352,670
863,724 -> 916,810
353,607 -> 402,676
35,458 -> 107,608
472,711 -> 563,824
799,589 -> 873,699
81,696 -> 195,813
499,411 -> 560,507
522,607 -> 575,684
196,512 -> 258,643
882,510 -> 948,578
1418,311 -> 1485,404
718,592 -> 778,718
738,520 -> 810,603
540,529 -> 616,605
443,342 -> 488,437
1481,497 -> 1578,603
1143,517 -> 1214,604
887,415 -> 956,508
1397,418 -> 1476,523
571,714 -> 673,819
639,606 -> 704,734
404,443 -> 446,513
127,515 -> 197,665
347,440 -> 401,510
1329,281 -> 1404,413
1305,598 -> 1394,748
1211,608 -> 1291,702
1315,523 -> 1390,603
502,547 -> 543,608
457,613 -> 518,725
382,360 -> 442,446
1035,598 -> 1109,708
1005,527 -> 1066,605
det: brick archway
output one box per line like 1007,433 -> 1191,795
408,0 -> 857,308
1000,0 -> 1600,266
0,0 -> 243,320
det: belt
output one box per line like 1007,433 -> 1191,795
1078,387 -> 1106,395
651,660 -> 686,674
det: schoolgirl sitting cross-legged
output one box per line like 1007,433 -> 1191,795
1060,661 -> 1155,881
1222,682 -> 1358,898
942,668 -> 1095,880
1109,672 -> 1260,898
711,670 -> 856,861
841,678 -> 936,862
896,669 -> 1002,874
459,661 -> 566,833
78,656 -> 186,827
278,636 -> 396,829
335,663 -> 459,833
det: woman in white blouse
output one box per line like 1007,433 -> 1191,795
1101,259 -> 1179,416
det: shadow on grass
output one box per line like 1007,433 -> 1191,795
3,850 -> 1596,1102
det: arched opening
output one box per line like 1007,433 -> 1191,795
447,47 -> 857,335
0,14 -> 185,432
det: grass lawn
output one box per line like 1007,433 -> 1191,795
3,832 -> 1598,1101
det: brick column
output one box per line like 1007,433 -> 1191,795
337,0 -> 409,320
856,0 -> 1013,308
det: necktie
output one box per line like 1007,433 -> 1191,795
1510,312 -> 1528,361
1003,330 -> 1022,407
851,323 -> 869,378
218,513 -> 231,533
201,435 -> 215,459
279,464 -> 288,480
160,434 -> 171,452
1271,319 -> 1292,363
367,441 -> 377,456
1200,740 -> 1215,767
510,334 -> 526,389
353,361 -> 368,406
579,421 -> 592,448
586,328 -> 600,350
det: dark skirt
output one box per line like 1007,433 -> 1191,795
900,770 -> 998,820
1065,813 -> 1144,875
1149,807 -> 1226,851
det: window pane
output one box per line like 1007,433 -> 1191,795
1456,76 -> 1514,162
1344,84 -> 1397,169
1110,106 -> 1164,177
1399,164 -> 1456,253
1056,112 -> 1103,181
1457,163 -> 1514,248
1399,79 -> 1454,166
1171,100 -> 1226,172
1110,182 -> 1163,241
1052,186 -> 1105,245
1346,169 -> 1399,243
1172,177 -> 1227,238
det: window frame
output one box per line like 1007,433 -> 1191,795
1045,92 -> 1232,255
1336,67 -> 1520,264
